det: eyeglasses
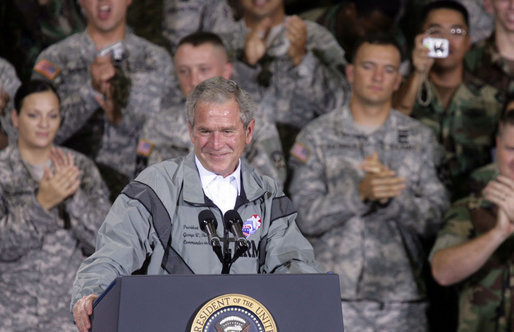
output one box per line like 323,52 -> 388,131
425,27 -> 467,39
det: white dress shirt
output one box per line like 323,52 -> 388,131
195,156 -> 241,215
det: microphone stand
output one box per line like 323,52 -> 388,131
221,226 -> 232,274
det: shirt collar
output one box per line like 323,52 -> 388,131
194,156 -> 241,195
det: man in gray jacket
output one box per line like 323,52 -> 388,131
72,76 -> 320,332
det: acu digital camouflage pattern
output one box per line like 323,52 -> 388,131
341,300 -> 429,332
138,95 -> 287,191
289,106 -> 448,329
32,30 -> 178,199
0,145 -> 110,331
162,0 -> 238,53
220,18 -> 349,131
454,0 -> 494,43
465,34 -> 514,95
410,72 -> 502,201
430,163 -> 514,332
0,57 -> 21,141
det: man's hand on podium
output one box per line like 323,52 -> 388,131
73,294 -> 98,332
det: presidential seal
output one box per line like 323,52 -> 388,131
190,294 -> 277,332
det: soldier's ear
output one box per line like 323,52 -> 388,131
394,72 -> 402,91
483,0 -> 494,15
345,64 -> 355,84
11,109 -> 19,129
223,63 -> 233,80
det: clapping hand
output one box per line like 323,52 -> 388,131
37,147 -> 80,210
358,152 -> 405,204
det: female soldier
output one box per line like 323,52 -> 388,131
0,80 -> 110,331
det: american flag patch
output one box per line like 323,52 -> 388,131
290,142 -> 310,163
136,139 -> 154,157
34,59 -> 61,80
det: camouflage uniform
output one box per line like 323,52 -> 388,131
32,30 -> 177,199
314,3 -> 409,63
0,144 -> 110,331
0,57 -> 21,141
163,0 -> 237,53
1,0 -> 86,81
220,19 -> 349,131
411,72 -> 502,201
429,163 -> 514,332
138,96 -> 287,190
454,0 -> 494,43
289,106 -> 449,331
465,33 -> 514,94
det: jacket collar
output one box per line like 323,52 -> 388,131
181,152 -> 266,206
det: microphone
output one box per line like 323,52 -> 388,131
198,210 -> 221,248
223,210 -> 249,251
198,210 -> 224,265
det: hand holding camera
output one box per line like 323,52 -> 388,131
423,37 -> 449,58
411,34 -> 436,76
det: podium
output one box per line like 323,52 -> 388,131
91,274 -> 344,331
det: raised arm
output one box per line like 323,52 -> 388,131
393,34 -> 434,115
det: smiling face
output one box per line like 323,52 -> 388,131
189,98 -> 254,177
487,0 -> 514,33
174,43 -> 233,98
12,90 -> 61,151
346,42 -> 401,108
79,0 -> 131,37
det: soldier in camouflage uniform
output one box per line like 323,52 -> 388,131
430,97 -> 514,332
162,0 -> 237,53
311,0 -> 406,63
0,0 -> 86,81
394,1 -> 502,201
0,57 -> 21,148
0,80 -> 110,331
289,34 -> 449,331
138,32 -> 287,190
218,0 -> 349,155
32,0 -> 177,201
464,0 -> 514,95
455,0 -> 494,42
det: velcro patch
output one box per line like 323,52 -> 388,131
136,139 -> 154,157
290,142 -> 310,163
34,59 -> 61,80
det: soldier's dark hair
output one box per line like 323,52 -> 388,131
345,0 -> 401,20
499,93 -> 514,135
186,76 -> 254,129
14,80 -> 60,114
350,32 -> 403,64
420,1 -> 469,29
177,31 -> 227,51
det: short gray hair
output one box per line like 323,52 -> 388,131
186,76 -> 255,128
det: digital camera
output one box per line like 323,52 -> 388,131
423,37 -> 449,58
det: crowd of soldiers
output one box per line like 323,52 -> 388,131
1,0 -> 514,331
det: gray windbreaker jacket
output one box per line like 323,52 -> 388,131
71,152 -> 320,307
